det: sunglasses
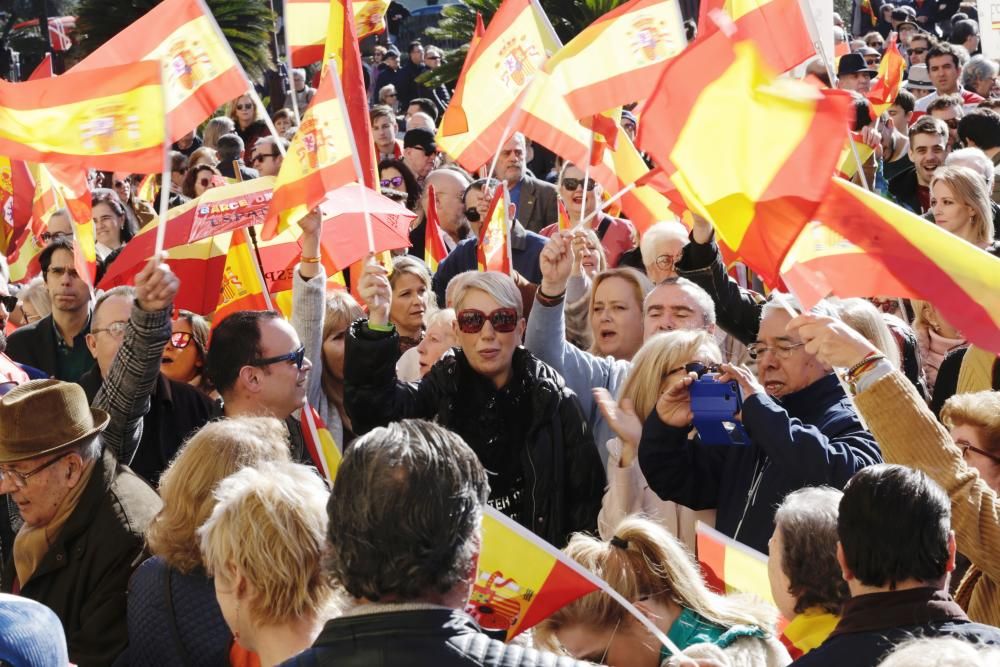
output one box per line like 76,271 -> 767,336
425,55 -> 441,61
464,207 -> 481,222
170,331 -> 193,349
380,175 -> 404,188
909,47 -> 927,55
456,308 -> 519,334
561,177 -> 598,192
250,345 -> 306,370
236,103 -> 254,111
251,152 -> 279,164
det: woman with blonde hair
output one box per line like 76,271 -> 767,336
594,330 -> 718,549
587,267 -> 653,361
912,299 -> 966,394
564,228 -> 609,351
534,516 -> 790,666
226,94 -> 269,162
317,291 -> 364,445
388,255 -> 435,353
202,116 -> 235,150
198,461 -> 336,667
125,417 -> 292,666
930,165 -> 995,249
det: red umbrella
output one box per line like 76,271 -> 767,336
318,183 -> 415,269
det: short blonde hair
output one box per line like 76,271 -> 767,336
452,271 -> 523,318
941,390 -> 1000,454
619,330 -> 721,419
202,117 -> 235,150
832,298 -> 901,369
930,165 -> 995,245
18,276 -> 51,321
588,268 -> 654,353
534,517 -> 777,652
198,461 -> 333,625
146,418 -> 291,574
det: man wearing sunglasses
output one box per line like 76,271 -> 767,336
206,310 -> 314,463
251,136 -> 287,177
493,133 -> 559,233
80,275 -> 211,486
346,264 -> 604,547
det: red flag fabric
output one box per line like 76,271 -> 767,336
697,0 -> 814,73
423,184 -> 449,272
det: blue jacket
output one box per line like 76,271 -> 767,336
639,373 -> 883,553
431,221 -> 546,307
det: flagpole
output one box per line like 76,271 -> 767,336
580,181 -> 636,227
328,56 -> 376,253
241,226 -> 275,310
282,0 -> 303,125
576,131 -> 595,228
483,92 -> 530,196
154,64 -> 172,259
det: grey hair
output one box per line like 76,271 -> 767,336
962,56 -> 997,92
774,486 -> 849,615
326,419 -> 489,601
452,271 -> 523,319
77,435 -> 102,462
19,276 -> 51,321
647,277 -> 717,327
444,271 -> 477,308
761,291 -> 839,321
292,68 -> 306,79
879,638 -> 1000,667
946,147 -> 995,190
639,220 -> 690,267
94,285 -> 136,319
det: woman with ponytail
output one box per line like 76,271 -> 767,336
534,516 -> 791,667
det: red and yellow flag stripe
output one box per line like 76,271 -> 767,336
698,0 -> 814,73
424,184 -> 449,273
287,0 -> 389,66
477,184 -> 513,274
866,36 -> 906,118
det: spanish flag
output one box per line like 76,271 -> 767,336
301,401 -> 342,483
544,0 -> 687,121
835,133 -> 875,181
436,0 -> 560,172
0,61 -> 166,173
585,108 -> 622,166
470,508 -> 601,639
0,157 -> 34,256
136,173 -> 158,204
610,132 -> 676,235
477,184 -> 513,275
261,65 -> 356,240
424,184 -> 449,273
439,12 -> 486,137
213,230 -> 270,323
638,31 -> 849,285
287,0 -> 390,66
866,36 -> 906,118
799,178 -> 1000,357
698,0 -> 814,73
72,0 -> 248,142
557,198 -> 571,231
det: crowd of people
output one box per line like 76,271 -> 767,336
2,1 -> 1000,666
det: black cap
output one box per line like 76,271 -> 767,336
385,45 -> 400,58
837,53 -> 878,77
403,128 -> 437,154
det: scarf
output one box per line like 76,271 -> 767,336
917,326 -> 965,392
13,456 -> 97,588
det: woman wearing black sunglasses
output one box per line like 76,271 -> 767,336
345,262 -> 605,547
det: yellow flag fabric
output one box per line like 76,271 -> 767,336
214,230 -> 270,323
288,0 -> 389,66
302,401 -> 342,483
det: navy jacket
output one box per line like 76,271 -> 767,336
431,221 -> 546,307
793,588 -> 1000,667
639,373 -> 882,553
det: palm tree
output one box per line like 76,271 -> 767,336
422,0 -> 632,87
73,0 -> 275,82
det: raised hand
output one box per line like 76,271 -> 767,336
593,388 -> 641,466
788,313 -> 879,369
135,253 -> 179,313
655,372 -> 697,428
538,232 -> 574,296
358,254 -> 392,327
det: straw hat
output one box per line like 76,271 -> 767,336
0,380 -> 109,464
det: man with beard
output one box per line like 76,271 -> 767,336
890,116 -> 951,213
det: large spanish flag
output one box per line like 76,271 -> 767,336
0,61 -> 165,173
72,0 -> 248,141
477,184 -> 513,275
469,508 -> 601,639
287,0 -> 389,66
638,31 -> 849,284
698,0 -> 814,73
437,0 -> 560,172
439,13 -> 486,137
262,66 -> 356,240
545,0 -> 687,122
799,178 -> 1000,356
424,184 -> 449,273
610,132 -> 676,235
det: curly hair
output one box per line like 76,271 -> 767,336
146,417 -> 291,574
326,419 -> 489,601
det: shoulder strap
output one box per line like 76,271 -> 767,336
596,216 -> 612,240
164,567 -> 193,667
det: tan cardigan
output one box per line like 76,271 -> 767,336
854,371 -> 1000,627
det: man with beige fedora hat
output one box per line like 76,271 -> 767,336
0,379 -> 162,667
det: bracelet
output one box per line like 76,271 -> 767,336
845,352 -> 885,382
536,287 -> 566,303
300,255 -> 321,264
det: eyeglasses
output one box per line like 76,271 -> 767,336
561,177 -> 598,192
250,345 -> 306,370
909,48 -> 927,55
654,253 -> 683,271
251,152 -> 279,165
236,103 -> 254,111
957,440 -> 1000,464
380,175 -> 404,188
665,361 -> 723,377
865,58 -> 881,66
40,231 -> 70,242
0,452 -> 72,490
456,308 -> 519,334
170,331 -> 193,349
46,266 -> 80,280
92,320 -> 129,340
747,341 -> 806,360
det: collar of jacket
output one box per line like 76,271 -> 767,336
773,373 -> 847,416
509,220 -> 529,250
22,450 -> 116,582
829,587 -> 967,639
313,607 -> 484,646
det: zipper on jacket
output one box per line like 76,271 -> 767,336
735,454 -> 768,542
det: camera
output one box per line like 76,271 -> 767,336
689,369 -> 748,446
